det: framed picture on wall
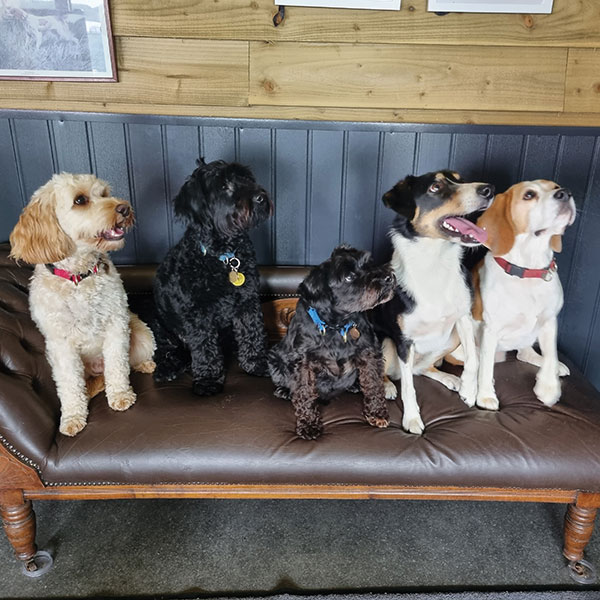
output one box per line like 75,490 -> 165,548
427,0 -> 553,13
277,0 -> 401,9
0,0 -> 117,81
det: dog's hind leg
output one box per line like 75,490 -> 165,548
129,312 -> 156,374
517,345 -> 570,377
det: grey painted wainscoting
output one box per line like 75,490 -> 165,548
0,110 -> 599,390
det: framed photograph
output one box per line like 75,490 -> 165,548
0,0 -> 117,81
427,0 -> 553,13
278,0 -> 401,10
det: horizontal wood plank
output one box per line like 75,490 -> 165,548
5,101 -> 600,128
250,43 -> 567,112
0,38 -> 249,107
25,484 -> 579,503
110,0 -> 600,48
565,48 -> 600,113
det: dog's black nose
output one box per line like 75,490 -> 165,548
116,203 -> 131,217
554,188 -> 571,202
477,184 -> 495,200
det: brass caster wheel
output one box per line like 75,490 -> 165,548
22,550 -> 53,578
568,559 -> 597,584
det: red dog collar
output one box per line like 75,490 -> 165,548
47,263 -> 100,285
494,257 -> 557,281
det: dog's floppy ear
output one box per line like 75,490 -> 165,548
382,175 -> 417,221
550,234 -> 562,253
9,182 -> 75,265
173,160 -> 209,222
476,190 -> 516,256
298,260 -> 334,310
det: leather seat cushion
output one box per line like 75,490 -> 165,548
40,356 -> 600,490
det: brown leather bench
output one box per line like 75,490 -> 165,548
1,243 -> 599,583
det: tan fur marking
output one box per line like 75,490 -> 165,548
471,258 -> 485,322
477,191 -> 516,256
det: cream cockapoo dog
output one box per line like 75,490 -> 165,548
9,173 -> 156,437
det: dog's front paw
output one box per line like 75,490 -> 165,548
534,376 -> 561,407
243,358 -> 270,377
476,395 -> 499,411
365,414 -> 389,429
193,378 -> 224,396
383,378 -> 398,400
438,372 -> 461,392
108,388 -> 136,411
459,378 -> 477,408
153,364 -> 180,383
402,413 -> 425,435
296,419 -> 323,440
274,386 -> 291,400
60,414 -> 88,437
133,360 -> 156,374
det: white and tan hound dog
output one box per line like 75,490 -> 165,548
474,180 -> 576,410
373,170 -> 494,434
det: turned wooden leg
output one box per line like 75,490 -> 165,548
0,492 -> 37,571
564,502 -> 597,563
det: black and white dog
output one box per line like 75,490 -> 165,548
268,245 -> 396,440
153,159 -> 273,395
373,171 -> 494,434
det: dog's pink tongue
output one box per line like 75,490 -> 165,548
444,217 -> 488,243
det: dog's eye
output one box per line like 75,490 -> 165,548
73,195 -> 88,206
523,190 -> 537,201
428,183 -> 442,194
344,273 -> 355,283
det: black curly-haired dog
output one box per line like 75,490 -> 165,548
153,158 -> 273,395
268,245 -> 396,440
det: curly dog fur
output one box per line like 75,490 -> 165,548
9,173 -> 156,437
268,245 -> 396,440
153,159 -> 273,395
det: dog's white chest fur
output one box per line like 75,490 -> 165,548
390,235 -> 471,357
478,251 -> 564,351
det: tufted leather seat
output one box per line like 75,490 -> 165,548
1,243 -> 600,492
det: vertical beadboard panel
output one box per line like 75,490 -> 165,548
127,124 -> 170,263
0,119 -> 24,243
450,134 -> 488,182
483,134 -> 524,192
374,131 -> 417,263
307,130 -> 344,265
11,119 -> 55,200
520,135 -> 561,181
274,129 -> 308,264
52,120 -> 92,174
415,133 -> 452,175
239,127 -> 274,264
342,131 -> 380,253
556,136 -> 598,369
88,121 -> 136,264
201,126 -> 236,163
163,125 -> 201,246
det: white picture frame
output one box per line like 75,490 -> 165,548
278,0 -> 401,10
427,0 -> 553,13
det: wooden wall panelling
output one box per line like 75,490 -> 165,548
127,124 -> 171,263
307,130 -> 345,265
239,127 -> 275,264
342,131 -> 380,253
0,38 -> 249,108
110,0 -> 600,48
89,121 -> 137,264
273,129 -> 309,264
0,120 -> 24,244
565,48 -> 600,114
163,125 -> 201,246
558,136 -> 600,376
249,43 -> 567,112
51,120 -> 92,175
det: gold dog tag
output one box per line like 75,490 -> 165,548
349,326 -> 360,341
229,271 -> 245,286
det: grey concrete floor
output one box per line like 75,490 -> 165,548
0,499 -> 599,599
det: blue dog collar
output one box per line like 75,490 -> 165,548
307,306 -> 357,342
